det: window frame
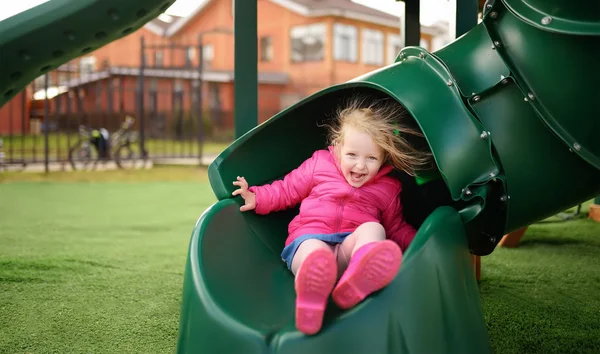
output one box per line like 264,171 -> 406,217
290,23 -> 326,63
362,28 -> 384,66
333,23 -> 358,62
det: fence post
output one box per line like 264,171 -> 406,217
65,68 -> 71,167
21,85 -> 26,168
138,36 -> 146,161
43,73 -> 50,173
197,35 -> 204,164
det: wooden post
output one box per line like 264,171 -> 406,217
471,255 -> 481,281
498,226 -> 528,248
589,204 -> 600,222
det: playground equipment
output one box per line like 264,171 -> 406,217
0,0 -> 177,108
2,0 -> 599,353
177,1 -> 600,353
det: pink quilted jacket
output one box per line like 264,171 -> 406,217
248,147 -> 417,251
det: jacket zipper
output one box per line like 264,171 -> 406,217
335,187 -> 355,233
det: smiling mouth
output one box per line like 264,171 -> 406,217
350,172 -> 366,182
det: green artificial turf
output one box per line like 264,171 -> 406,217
0,170 -> 214,353
480,203 -> 600,353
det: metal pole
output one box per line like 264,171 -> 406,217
66,67 -> 72,163
43,74 -> 49,173
7,98 -> 13,164
455,0 -> 478,38
233,0 -> 258,139
404,0 -> 421,47
55,90 -> 61,165
197,35 -> 204,163
138,36 -> 146,161
21,89 -> 26,168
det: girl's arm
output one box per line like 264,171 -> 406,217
248,151 -> 320,214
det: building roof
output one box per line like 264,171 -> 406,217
156,0 -> 446,38
283,0 -> 399,23
144,13 -> 184,36
166,0 -> 404,37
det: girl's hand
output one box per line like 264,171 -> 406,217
232,176 -> 256,212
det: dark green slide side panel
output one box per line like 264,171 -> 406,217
0,0 -> 176,107
177,201 -> 490,354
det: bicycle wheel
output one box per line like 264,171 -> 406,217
68,141 -> 98,171
114,142 -> 145,169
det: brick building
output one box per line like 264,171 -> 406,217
1,0 -> 448,134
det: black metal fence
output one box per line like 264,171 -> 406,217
0,74 -> 230,171
0,37 -> 257,172
0,34 -> 332,172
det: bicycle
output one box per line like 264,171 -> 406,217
68,116 -> 147,171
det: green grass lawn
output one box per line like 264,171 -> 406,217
1,168 -> 599,353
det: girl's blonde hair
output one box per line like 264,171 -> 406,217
327,96 -> 432,176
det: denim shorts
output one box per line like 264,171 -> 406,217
280,232 -> 352,270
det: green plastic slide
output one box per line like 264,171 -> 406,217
0,0 -> 176,108
177,200 -> 489,353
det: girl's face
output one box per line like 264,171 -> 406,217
338,126 -> 384,188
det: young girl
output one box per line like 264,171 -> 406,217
232,97 -> 431,335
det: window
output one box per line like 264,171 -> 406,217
290,23 -> 326,62
58,73 -> 68,85
279,93 -> 304,110
33,75 -> 53,89
260,36 -> 273,62
155,50 -> 164,67
202,44 -> 214,69
174,79 -> 184,92
362,29 -> 384,65
186,47 -> 195,68
333,23 -> 357,62
79,56 -> 97,74
387,33 -> 402,65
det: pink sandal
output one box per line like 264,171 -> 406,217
332,240 -> 402,309
294,248 -> 337,335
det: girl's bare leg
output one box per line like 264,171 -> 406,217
332,222 -> 402,309
336,222 -> 387,275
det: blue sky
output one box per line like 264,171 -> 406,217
1,0 -> 450,25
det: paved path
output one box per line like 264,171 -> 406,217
0,154 -> 218,173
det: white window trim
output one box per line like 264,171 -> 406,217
387,33 -> 402,65
333,23 -> 357,62
290,23 -> 326,62
362,28 -> 384,66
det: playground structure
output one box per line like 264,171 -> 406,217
1,0 -> 599,353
